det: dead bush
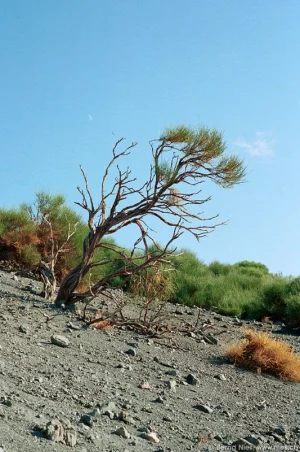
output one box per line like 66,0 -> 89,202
226,328 -> 300,382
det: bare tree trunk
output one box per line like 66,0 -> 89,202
40,261 -> 56,299
55,230 -> 99,306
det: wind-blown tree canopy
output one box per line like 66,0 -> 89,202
55,125 -> 246,306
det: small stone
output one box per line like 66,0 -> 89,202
118,411 -> 135,425
154,396 -> 164,404
256,400 -> 267,410
186,374 -> 198,385
66,321 -> 81,330
64,430 -> 77,447
125,348 -> 136,356
163,416 -> 172,422
139,381 -> 151,390
244,435 -> 262,446
166,380 -> 177,392
143,431 -> 160,443
187,332 -> 196,338
116,362 -> 125,369
272,433 -> 285,443
114,426 -> 130,439
215,374 -> 226,381
166,369 -> 178,377
99,401 -> 117,419
273,425 -> 289,437
232,438 -> 257,451
80,414 -> 93,427
194,404 -> 213,414
51,335 -> 70,348
90,408 -> 101,417
45,419 -> 77,446
19,325 -> 28,334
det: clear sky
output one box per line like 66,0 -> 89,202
1,1 -> 299,276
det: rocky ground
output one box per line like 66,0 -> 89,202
0,267 -> 300,452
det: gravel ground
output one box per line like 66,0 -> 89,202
0,268 -> 300,452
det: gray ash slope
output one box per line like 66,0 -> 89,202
0,268 -> 300,452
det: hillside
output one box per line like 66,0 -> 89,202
0,268 -> 300,451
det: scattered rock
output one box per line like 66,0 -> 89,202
19,325 -> 28,334
139,381 -> 151,389
99,401 -> 117,419
114,426 -> 130,439
244,434 -> 263,446
166,380 -> 177,392
232,438 -> 257,451
143,431 -> 160,443
51,334 -> 70,348
186,373 -> 198,385
125,348 -> 136,356
187,332 -> 196,338
214,373 -> 226,381
194,404 -> 213,414
165,369 -> 178,377
44,419 -> 77,447
80,414 -> 94,427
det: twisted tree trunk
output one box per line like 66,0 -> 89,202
55,230 -> 99,306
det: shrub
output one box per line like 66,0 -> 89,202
20,245 -> 40,266
285,294 -> 300,325
0,208 -> 39,262
226,329 -> 300,382
170,250 -> 209,305
209,261 -> 231,276
234,261 -> 269,275
287,277 -> 300,296
261,278 -> 289,320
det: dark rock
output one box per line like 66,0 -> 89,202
186,374 -> 198,385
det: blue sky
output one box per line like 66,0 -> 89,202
0,1 -> 299,276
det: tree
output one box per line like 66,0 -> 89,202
55,125 -> 246,307
21,192 -> 81,298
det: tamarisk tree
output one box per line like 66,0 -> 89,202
55,126 -> 245,307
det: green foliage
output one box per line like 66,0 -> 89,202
0,193 -> 84,277
234,260 -> 269,275
209,261 -> 231,276
159,125 -> 245,188
168,250 -> 300,323
161,125 -> 196,143
0,208 -> 38,261
0,208 -> 34,235
285,295 -> 300,323
20,245 -> 40,266
1,192 -> 300,325
287,277 -> 300,295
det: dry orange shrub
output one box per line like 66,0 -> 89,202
226,328 -> 300,382
90,319 -> 112,330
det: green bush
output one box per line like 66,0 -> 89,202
261,278 -> 290,319
20,245 -> 40,266
285,294 -> 300,324
209,260 -> 231,276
